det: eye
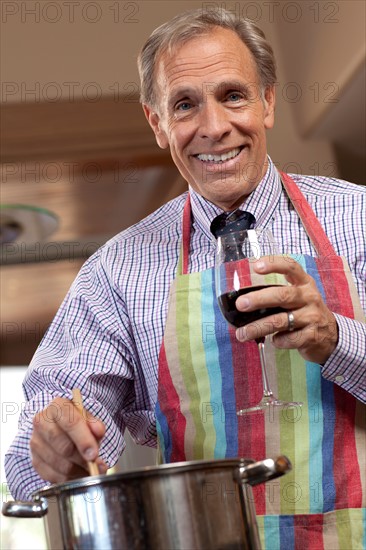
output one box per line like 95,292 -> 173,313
226,92 -> 243,102
176,101 -> 192,112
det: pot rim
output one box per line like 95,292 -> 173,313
33,457 -> 254,498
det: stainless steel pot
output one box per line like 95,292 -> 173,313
3,456 -> 291,550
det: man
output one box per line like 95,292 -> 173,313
6,8 -> 365,548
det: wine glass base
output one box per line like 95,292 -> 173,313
237,397 -> 302,415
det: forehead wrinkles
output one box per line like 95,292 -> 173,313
160,51 -> 251,89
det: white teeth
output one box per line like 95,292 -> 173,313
197,147 -> 241,163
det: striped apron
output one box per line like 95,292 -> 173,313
156,173 -> 366,549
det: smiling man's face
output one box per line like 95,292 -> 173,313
143,27 -> 275,211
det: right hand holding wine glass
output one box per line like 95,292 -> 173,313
215,227 -> 303,415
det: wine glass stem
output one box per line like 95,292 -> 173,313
257,338 -> 273,398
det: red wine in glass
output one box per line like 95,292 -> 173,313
218,285 -> 286,328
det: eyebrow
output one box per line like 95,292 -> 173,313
167,87 -> 198,108
216,81 -> 259,96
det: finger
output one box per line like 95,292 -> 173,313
31,420 -> 109,481
95,456 -> 109,475
83,408 -> 106,441
272,314 -> 339,364
254,256 -> 310,286
31,452 -> 89,484
236,312 -> 288,342
30,437 -> 89,483
236,284 -> 301,312
236,304 -> 317,340
32,416 -> 89,470
35,398 -> 101,462
71,391 -> 106,442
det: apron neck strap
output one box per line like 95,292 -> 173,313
279,171 -> 337,257
179,193 -> 191,276
179,172 -> 337,275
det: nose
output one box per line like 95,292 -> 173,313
198,99 -> 231,141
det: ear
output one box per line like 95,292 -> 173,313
263,85 -> 275,130
142,104 -> 169,149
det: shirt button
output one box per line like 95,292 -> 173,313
335,375 -> 345,383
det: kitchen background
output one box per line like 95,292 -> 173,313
1,1 -> 365,547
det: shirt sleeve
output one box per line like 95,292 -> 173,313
319,187 -> 366,404
4,245 -> 156,501
321,314 -> 366,403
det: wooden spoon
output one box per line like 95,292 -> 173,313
72,388 -> 99,476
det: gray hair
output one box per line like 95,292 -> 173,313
137,7 -> 277,109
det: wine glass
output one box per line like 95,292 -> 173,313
215,227 -> 302,415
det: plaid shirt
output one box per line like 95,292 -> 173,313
5,158 -> 366,500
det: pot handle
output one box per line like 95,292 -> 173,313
235,455 -> 291,486
2,497 -> 48,518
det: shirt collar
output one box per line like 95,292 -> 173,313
189,156 -> 282,242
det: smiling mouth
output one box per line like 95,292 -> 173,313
195,146 -> 244,163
